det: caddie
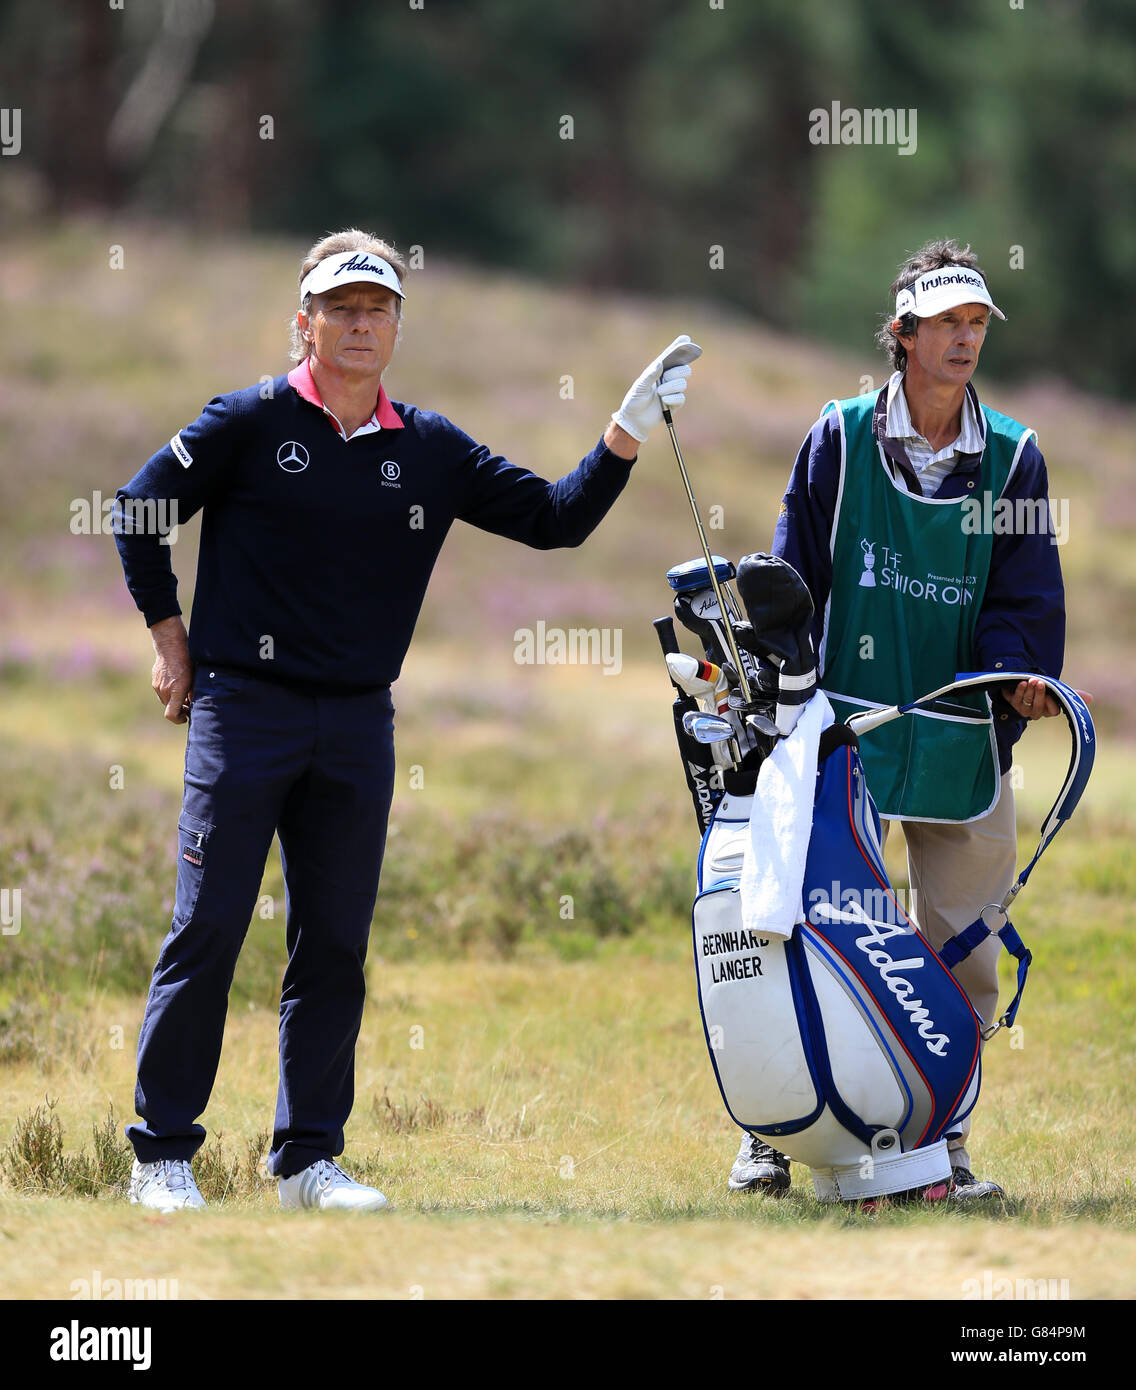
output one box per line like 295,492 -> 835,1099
729,239 -> 1067,1202
113,227 -> 696,1213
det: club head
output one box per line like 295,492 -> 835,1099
682,711 -> 735,745
660,338 -> 703,371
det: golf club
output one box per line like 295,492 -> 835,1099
657,348 -> 754,704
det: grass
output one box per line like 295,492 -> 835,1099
0,948 -> 1132,1298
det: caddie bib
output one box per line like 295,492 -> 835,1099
820,391 -> 1032,821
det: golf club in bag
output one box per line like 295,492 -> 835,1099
654,407 -> 1095,1202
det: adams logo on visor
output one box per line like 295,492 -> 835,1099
300,250 -> 406,301
333,254 -> 387,280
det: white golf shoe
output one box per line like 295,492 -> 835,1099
129,1158 -> 207,1212
278,1158 -> 389,1212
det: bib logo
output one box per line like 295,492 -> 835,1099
277,441 -> 310,473
859,538 -> 877,587
856,538 -> 975,607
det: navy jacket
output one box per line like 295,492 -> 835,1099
114,375 -> 634,689
772,383 -> 1066,772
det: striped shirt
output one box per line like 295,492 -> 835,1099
884,370 -> 984,496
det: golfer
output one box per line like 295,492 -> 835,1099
114,228 -> 696,1212
729,240 -> 1067,1202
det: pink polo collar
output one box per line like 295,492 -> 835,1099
287,358 -> 404,435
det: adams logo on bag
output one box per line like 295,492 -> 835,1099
813,900 -> 950,1056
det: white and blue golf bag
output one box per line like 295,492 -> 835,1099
657,552 -> 1095,1201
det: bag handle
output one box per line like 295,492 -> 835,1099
847,670 -> 1095,909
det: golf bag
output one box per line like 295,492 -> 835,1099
658,553 -> 1095,1201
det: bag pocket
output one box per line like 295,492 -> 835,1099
174,810 -> 212,924
693,883 -> 821,1133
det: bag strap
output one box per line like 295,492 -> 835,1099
849,670 -> 1094,1038
848,669 -> 1094,906
938,910 -> 1033,1038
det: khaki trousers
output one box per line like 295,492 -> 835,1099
879,771 -> 1017,1169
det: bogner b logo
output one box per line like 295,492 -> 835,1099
277,441 -> 310,472
381,460 -> 400,481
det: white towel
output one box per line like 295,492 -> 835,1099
739,692 -> 835,940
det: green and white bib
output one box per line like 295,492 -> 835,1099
820,392 -> 1034,821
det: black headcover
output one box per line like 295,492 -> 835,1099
735,554 -> 817,727
734,553 -> 814,668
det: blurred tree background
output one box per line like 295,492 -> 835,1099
2,0 -> 1132,398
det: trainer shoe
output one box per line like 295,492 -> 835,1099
278,1158 -> 390,1212
949,1164 -> 1006,1202
727,1133 -> 791,1195
129,1158 -> 206,1212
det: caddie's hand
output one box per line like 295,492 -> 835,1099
611,334 -> 702,444
1004,676 -> 1093,721
149,615 -> 194,724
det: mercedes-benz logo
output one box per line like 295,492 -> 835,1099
381,460 -> 401,481
277,440 -> 310,472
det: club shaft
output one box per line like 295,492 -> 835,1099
662,408 -> 753,703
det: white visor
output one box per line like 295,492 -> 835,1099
895,267 -> 1004,321
300,250 -> 405,302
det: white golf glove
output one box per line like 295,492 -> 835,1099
612,335 -> 702,443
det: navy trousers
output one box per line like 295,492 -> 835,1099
126,665 -> 396,1178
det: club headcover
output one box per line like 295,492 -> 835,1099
673,589 -> 731,668
735,552 -> 818,734
666,555 -> 736,596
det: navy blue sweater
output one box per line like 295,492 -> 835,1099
772,383 -> 1066,772
114,375 -> 634,689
